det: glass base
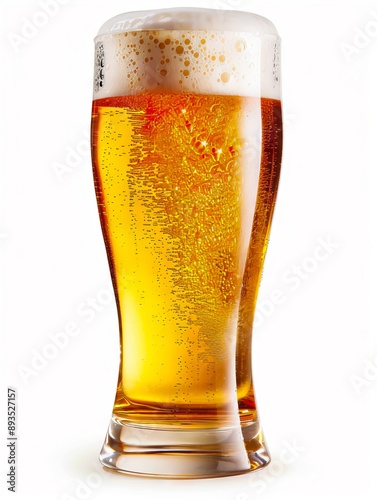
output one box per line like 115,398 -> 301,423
99,415 -> 270,478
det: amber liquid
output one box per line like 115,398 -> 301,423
91,93 -> 282,425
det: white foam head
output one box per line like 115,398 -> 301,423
93,8 -> 281,99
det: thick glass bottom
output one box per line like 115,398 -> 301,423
99,415 -> 270,478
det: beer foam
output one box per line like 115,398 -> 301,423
93,8 -> 281,99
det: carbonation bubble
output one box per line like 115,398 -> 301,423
221,72 -> 230,83
235,40 -> 246,52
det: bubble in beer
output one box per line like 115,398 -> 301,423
221,72 -> 230,83
235,39 -> 246,52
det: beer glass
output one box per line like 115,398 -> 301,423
91,7 -> 282,478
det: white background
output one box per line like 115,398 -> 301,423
1,0 -> 376,499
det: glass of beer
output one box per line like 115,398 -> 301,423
91,7 -> 282,478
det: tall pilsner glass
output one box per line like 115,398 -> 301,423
91,7 -> 282,478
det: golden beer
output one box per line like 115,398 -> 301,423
92,94 -> 281,413
92,8 -> 282,477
